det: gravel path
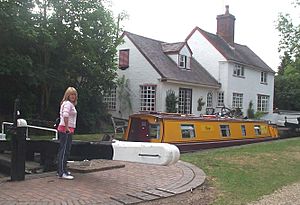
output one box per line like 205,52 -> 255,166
248,182 -> 300,205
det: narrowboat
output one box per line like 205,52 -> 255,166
123,112 -> 279,152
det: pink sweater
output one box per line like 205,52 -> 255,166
58,101 -> 77,130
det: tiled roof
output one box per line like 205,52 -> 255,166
162,42 -> 186,54
123,31 -> 220,88
186,27 -> 275,73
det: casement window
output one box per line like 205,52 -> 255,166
178,54 -> 187,69
178,88 -> 192,114
257,95 -> 269,112
119,49 -> 129,69
181,124 -> 195,138
233,64 -> 245,77
140,85 -> 156,111
220,125 -> 230,137
217,92 -> 224,107
232,93 -> 243,108
207,92 -> 213,108
103,87 -> 116,110
260,72 -> 267,83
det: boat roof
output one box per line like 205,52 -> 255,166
129,112 -> 268,123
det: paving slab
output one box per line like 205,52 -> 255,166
0,160 -> 206,204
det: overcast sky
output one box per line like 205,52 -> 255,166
109,0 -> 299,71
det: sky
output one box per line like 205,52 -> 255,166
108,0 -> 299,71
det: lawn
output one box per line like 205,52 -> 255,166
180,137 -> 300,205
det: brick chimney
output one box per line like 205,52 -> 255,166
216,5 -> 236,45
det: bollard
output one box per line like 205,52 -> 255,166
11,99 -> 27,181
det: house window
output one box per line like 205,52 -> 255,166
140,85 -> 156,111
232,93 -> 243,108
178,54 -> 187,68
233,64 -> 244,77
254,125 -> 261,135
181,124 -> 195,138
217,92 -> 224,107
220,125 -> 230,137
241,125 -> 246,136
261,72 -> 267,83
257,95 -> 269,112
178,88 -> 192,114
207,92 -> 213,108
119,49 -> 129,69
103,87 -> 116,110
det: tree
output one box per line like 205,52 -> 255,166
0,0 -> 123,133
247,101 -> 255,119
165,90 -> 178,113
274,0 -> 300,110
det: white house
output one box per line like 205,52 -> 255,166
186,5 -> 275,115
106,32 -> 220,119
106,5 -> 275,119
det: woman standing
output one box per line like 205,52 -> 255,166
57,87 -> 78,180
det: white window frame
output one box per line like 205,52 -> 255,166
140,85 -> 156,111
233,64 -> 245,77
178,88 -> 192,114
207,92 -> 213,108
257,95 -> 269,112
104,87 -> 116,110
260,72 -> 267,84
232,93 -> 243,108
178,54 -> 187,69
217,92 -> 224,107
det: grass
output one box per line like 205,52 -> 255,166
181,137 -> 300,205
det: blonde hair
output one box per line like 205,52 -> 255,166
61,87 -> 78,105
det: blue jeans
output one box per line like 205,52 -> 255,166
57,132 -> 72,176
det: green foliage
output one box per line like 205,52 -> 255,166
247,101 -> 255,118
165,90 -> 178,113
275,0 -> 300,110
0,0 -> 123,133
254,111 -> 265,119
197,97 -> 205,112
275,59 -> 300,110
181,138 -> 300,205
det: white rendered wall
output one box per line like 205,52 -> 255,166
226,63 -> 274,114
187,31 -> 226,82
115,35 -> 161,119
187,30 -> 275,115
168,45 -> 192,69
160,82 -> 219,115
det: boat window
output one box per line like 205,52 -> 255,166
254,125 -> 261,135
148,123 -> 160,139
220,125 -> 230,137
181,124 -> 195,138
241,125 -> 246,136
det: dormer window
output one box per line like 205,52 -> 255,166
233,64 -> 244,77
119,49 -> 129,70
178,54 -> 187,69
261,72 -> 267,84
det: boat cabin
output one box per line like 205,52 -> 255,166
123,112 -> 279,144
